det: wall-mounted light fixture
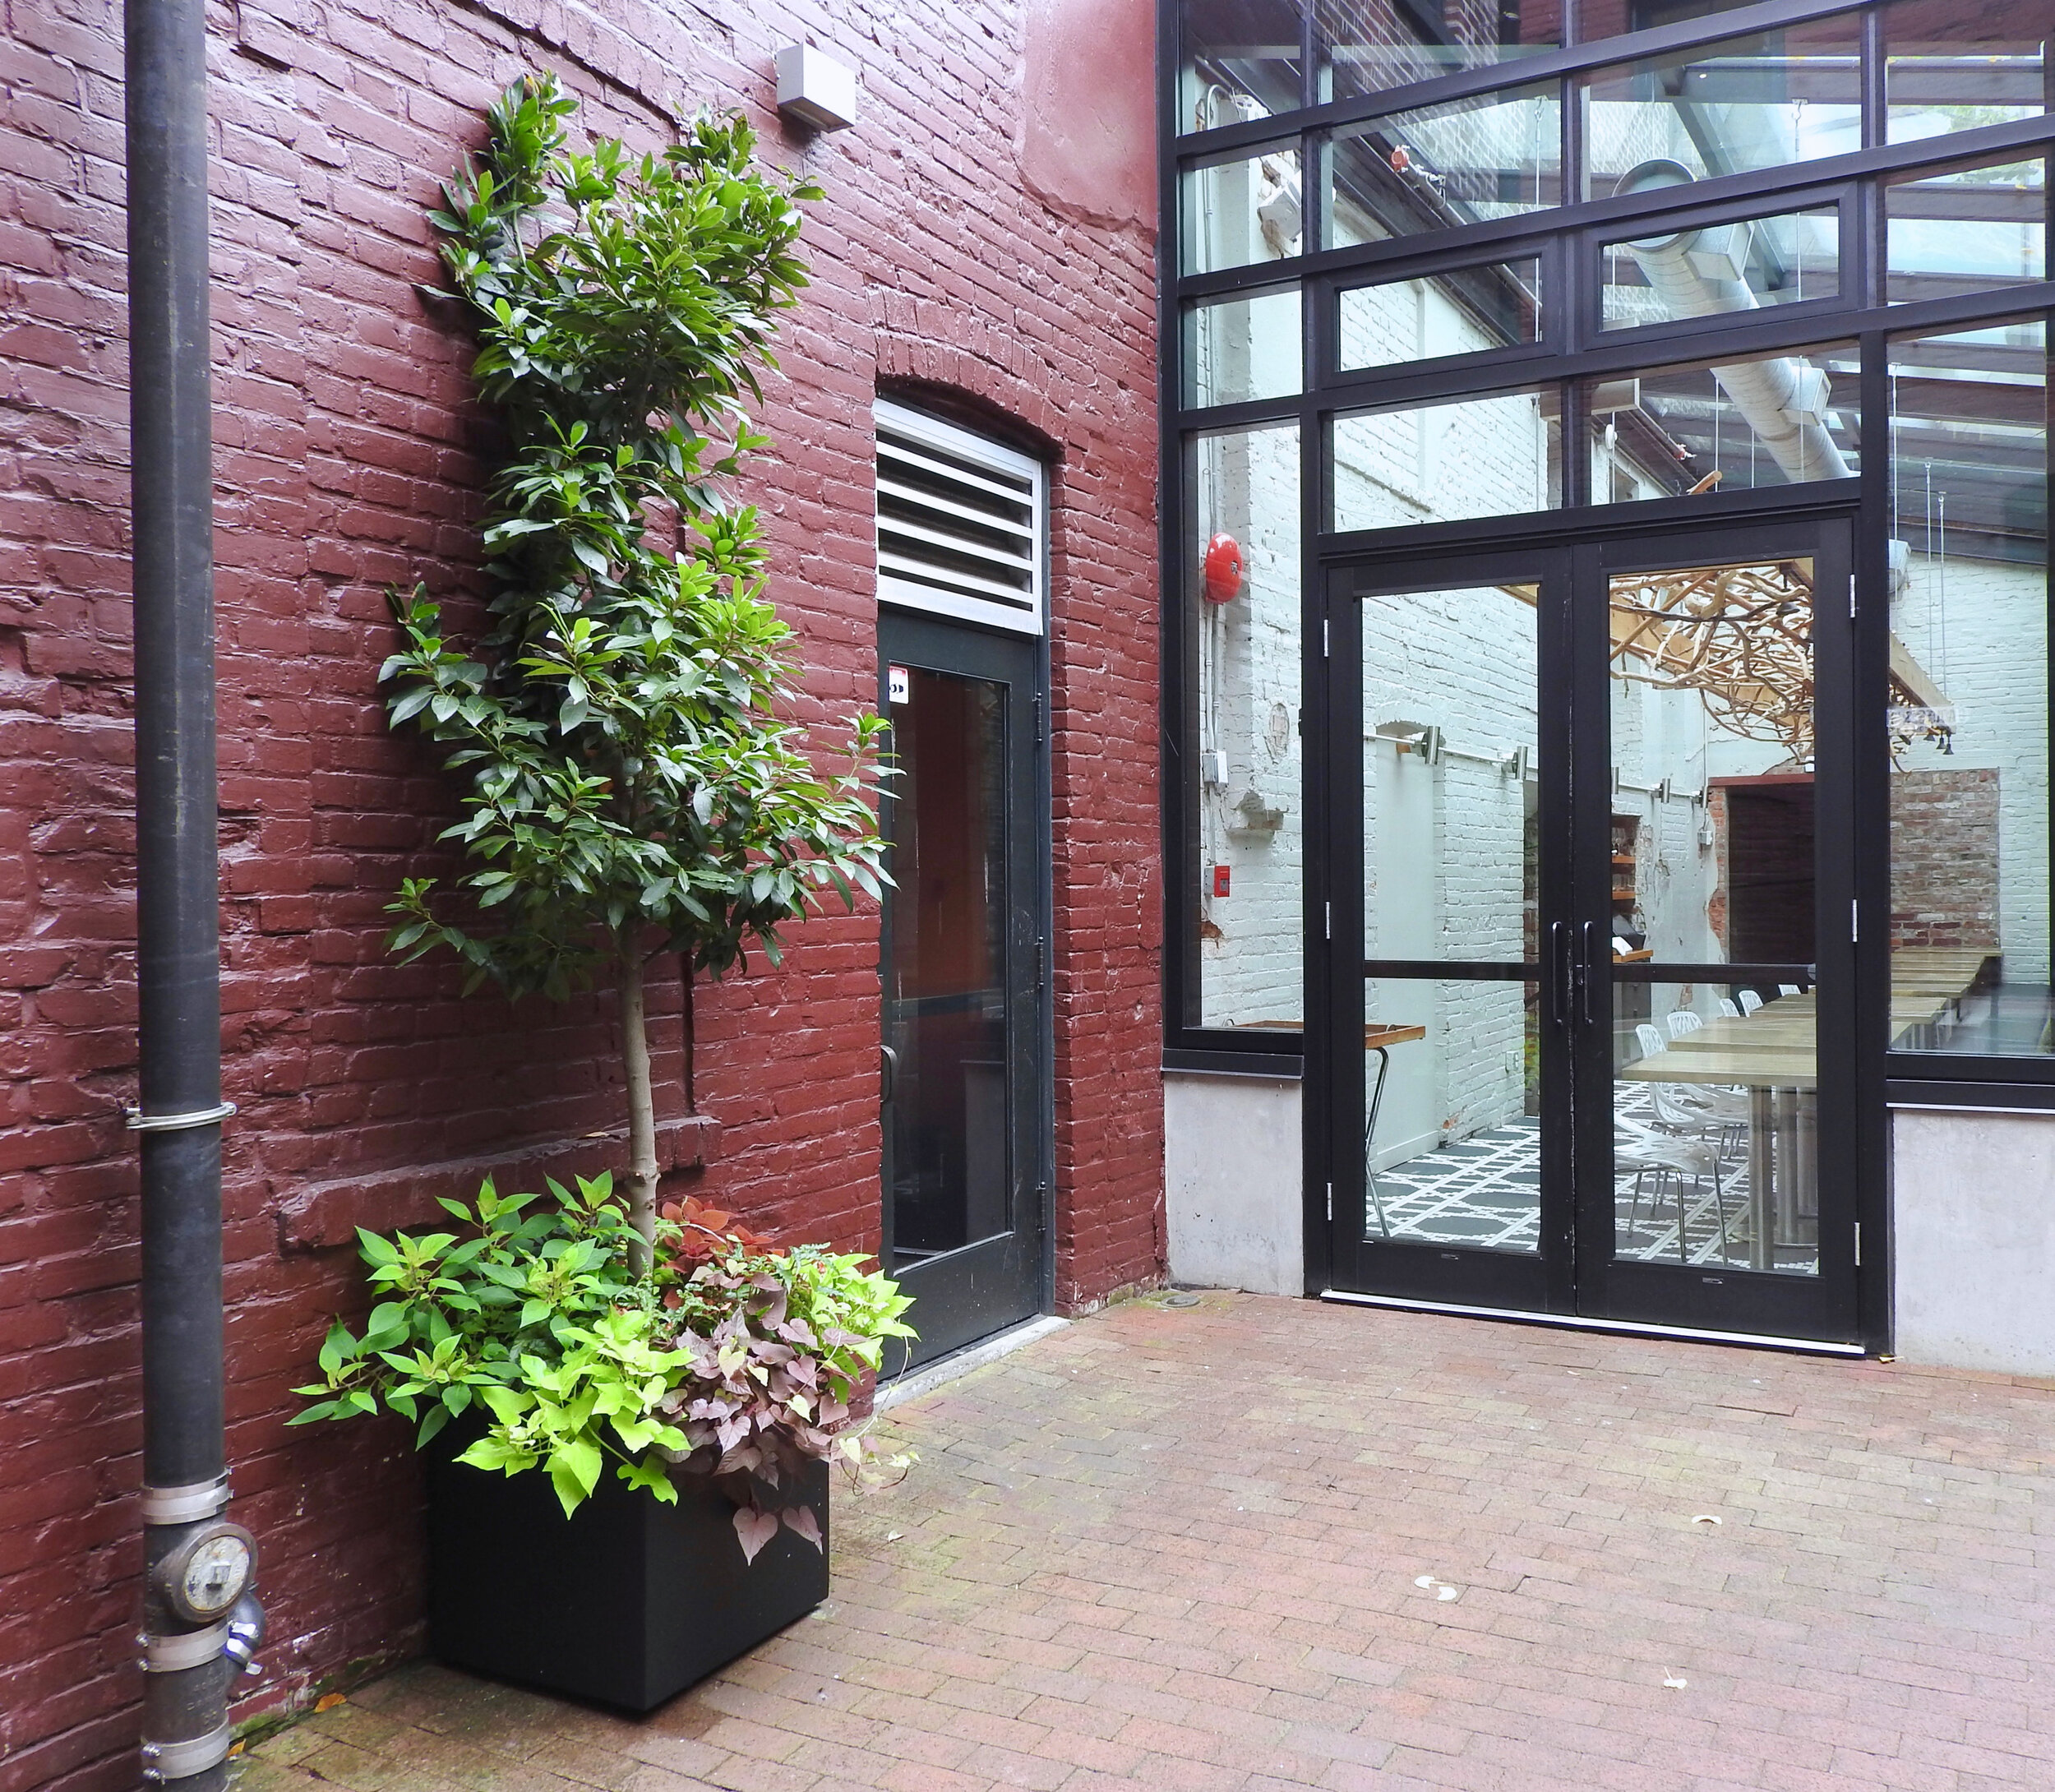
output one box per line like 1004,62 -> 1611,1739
775,45 -> 857,132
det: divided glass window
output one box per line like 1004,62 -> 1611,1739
1171,0 -> 2055,1097
1886,319 -> 2052,1058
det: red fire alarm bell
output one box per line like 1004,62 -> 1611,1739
1211,865 -> 1231,898
1202,532 -> 1244,604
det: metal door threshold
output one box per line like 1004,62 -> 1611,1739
1319,1289 -> 1868,1356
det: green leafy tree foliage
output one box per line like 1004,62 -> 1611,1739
382,76 -> 886,1257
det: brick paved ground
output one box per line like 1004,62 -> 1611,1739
236,1292 -> 2055,1792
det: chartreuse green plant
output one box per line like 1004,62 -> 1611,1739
293,1176 -> 915,1554
379,73 -> 887,1260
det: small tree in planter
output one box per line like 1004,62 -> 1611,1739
289,76 -> 911,1711
380,73 -> 887,1260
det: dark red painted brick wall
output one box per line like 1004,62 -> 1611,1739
0,0 -> 1161,1780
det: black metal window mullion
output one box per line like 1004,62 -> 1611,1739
1175,115 -> 2055,309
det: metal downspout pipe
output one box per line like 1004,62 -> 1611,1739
1619,159 -> 1850,483
127,0 -> 261,1778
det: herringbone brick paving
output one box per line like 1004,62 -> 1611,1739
237,1292 -> 2055,1791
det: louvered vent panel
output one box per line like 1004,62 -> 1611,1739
875,401 -> 1044,635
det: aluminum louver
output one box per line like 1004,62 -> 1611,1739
875,400 -> 1045,635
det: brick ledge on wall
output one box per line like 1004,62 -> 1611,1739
275,1115 -> 721,1252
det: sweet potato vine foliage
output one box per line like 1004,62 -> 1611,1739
293,1178 -> 915,1559
380,76 -> 889,1258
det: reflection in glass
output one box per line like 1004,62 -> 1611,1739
1314,0 -> 1556,102
1613,982 -> 1820,1275
1887,321 -> 2052,1055
1183,144 -> 1305,275
884,668 -> 1010,1267
1357,575 -> 1540,1255
1886,0 -> 2049,146
1337,258 -> 1543,372
1584,340 -> 1858,504
1582,19 -> 1862,203
1324,84 -> 1562,247
1600,205 -> 1838,332
1886,158 -> 2047,304
1359,982 -> 1541,1255
1191,424 -> 1303,1032
1607,557 -> 1820,1278
1186,287 -> 1303,408
1361,581 -> 1540,963
1332,389 -> 1559,530
1181,0 -> 1306,134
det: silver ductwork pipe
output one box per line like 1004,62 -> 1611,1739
1619,159 -> 1849,483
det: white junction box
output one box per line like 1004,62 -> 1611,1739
775,45 -> 857,132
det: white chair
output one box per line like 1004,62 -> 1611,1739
1718,997 -> 1741,1018
1739,990 -> 1764,1016
1635,1023 -> 1667,1060
1777,983 -> 1800,997
1665,1010 -> 1702,1040
1618,1131 -> 1731,1263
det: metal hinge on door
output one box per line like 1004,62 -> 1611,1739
1032,694 -> 1044,744
1848,575 -> 1856,620
1326,1181 -> 1333,1222
1854,1222 -> 1862,1267
1035,936 -> 1046,989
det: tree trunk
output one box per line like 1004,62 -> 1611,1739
619,941 -> 658,1272
679,954 -> 697,1117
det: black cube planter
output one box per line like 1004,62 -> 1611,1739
425,1439 -> 829,1713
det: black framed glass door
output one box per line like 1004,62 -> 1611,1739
877,612 -> 1048,1368
1324,516 -> 1861,1343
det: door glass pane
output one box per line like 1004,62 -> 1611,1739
1614,980 -> 1820,1273
1189,423 -> 1303,1033
1887,321 -> 2052,1055
1608,557 -> 1820,1277
1337,257 -> 1544,372
884,667 -> 1010,1268
1360,577 -> 1541,1259
1582,17 -> 1863,204
1886,157 -> 2048,306
1599,205 -> 1840,333
1323,82 -> 1562,247
1885,0 -> 2049,147
1583,339 -> 1859,504
1362,979 -> 1542,1254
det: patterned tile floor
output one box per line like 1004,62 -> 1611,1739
1373,1092 -> 1818,1272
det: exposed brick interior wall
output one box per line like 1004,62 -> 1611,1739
0,0 -> 1161,1780
1891,767 -> 2002,950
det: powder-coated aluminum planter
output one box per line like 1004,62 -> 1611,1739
426,1443 -> 829,1712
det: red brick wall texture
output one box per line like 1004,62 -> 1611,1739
0,0 -> 1162,1780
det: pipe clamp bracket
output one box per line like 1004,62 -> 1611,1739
127,1101 -> 238,1133
141,1475 -> 230,1526
141,1720 -> 235,1781
141,1620 -> 229,1673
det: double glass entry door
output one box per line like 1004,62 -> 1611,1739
1323,518 -> 1860,1342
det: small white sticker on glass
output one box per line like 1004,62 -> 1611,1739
887,665 -> 911,705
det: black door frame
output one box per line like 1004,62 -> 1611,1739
876,609 -> 1055,1369
1314,506 -> 1871,1345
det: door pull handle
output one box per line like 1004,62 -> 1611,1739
880,1043 -> 898,1106
1578,921 -> 1598,1028
1549,921 -> 1571,1030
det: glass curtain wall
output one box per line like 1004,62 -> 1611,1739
1167,0 -> 2054,1083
